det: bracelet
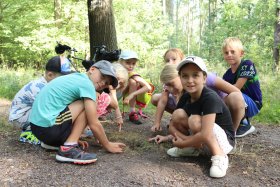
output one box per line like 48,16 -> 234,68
116,116 -> 122,119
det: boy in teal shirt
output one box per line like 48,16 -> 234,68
29,60 -> 126,164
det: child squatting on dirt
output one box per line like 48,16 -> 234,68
151,48 -> 185,131
222,37 -> 263,138
154,56 -> 235,178
29,60 -> 126,165
150,61 -> 245,136
118,50 -> 154,125
88,63 -> 128,132
9,56 -> 72,145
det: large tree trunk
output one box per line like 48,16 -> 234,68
54,0 -> 62,28
87,0 -> 118,60
273,5 -> 280,72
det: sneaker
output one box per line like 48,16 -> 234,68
19,130 -> 41,145
210,155 -> 229,178
129,112 -> 142,125
41,142 -> 59,151
167,147 -> 200,157
236,118 -> 255,138
56,145 -> 97,164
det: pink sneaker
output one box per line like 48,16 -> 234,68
129,112 -> 142,125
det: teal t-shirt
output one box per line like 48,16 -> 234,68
29,73 -> 96,127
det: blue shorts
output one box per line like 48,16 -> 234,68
242,93 -> 260,118
31,107 -> 72,146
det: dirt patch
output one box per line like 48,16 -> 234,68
0,101 -> 279,187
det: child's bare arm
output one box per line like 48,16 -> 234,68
172,114 -> 215,148
109,89 -> 123,131
84,98 -> 126,153
132,76 -> 152,94
148,134 -> 173,144
123,76 -> 152,104
215,76 -> 241,93
151,91 -> 169,132
234,77 -> 248,90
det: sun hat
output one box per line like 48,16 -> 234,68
177,56 -> 207,74
92,60 -> 118,88
119,50 -> 139,60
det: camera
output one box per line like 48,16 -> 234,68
55,43 -> 72,54
82,45 -> 121,71
94,45 -> 121,62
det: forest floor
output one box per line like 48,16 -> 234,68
0,98 -> 279,187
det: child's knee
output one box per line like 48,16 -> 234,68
151,94 -> 160,106
169,109 -> 188,130
225,92 -> 245,110
188,115 -> 202,133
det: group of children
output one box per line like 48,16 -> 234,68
8,37 -> 262,178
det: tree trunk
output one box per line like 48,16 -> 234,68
273,5 -> 280,72
87,0 -> 118,60
54,0 -> 62,28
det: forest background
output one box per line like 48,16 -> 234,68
0,0 -> 279,124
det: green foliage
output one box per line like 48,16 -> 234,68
0,68 -> 38,100
0,0 -> 279,125
201,0 -> 276,71
253,73 -> 280,124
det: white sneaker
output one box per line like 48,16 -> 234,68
41,142 -> 59,151
210,155 -> 229,178
167,147 -> 200,157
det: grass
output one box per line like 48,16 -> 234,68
253,73 -> 280,125
0,68 -> 40,100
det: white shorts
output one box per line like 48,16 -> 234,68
213,123 -> 233,154
201,123 -> 233,155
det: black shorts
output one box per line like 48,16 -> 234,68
31,107 -> 72,147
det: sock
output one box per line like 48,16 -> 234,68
64,142 -> 78,147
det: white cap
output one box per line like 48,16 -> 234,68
177,56 -> 207,74
119,50 -> 138,60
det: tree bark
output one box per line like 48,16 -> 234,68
273,5 -> 280,71
87,0 -> 118,60
54,0 -> 62,28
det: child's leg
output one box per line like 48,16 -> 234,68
55,100 -> 97,164
128,78 -> 138,111
65,100 -> 87,144
235,93 -> 259,138
224,92 -> 245,132
96,92 -> 111,117
208,123 -> 233,178
151,93 -> 161,106
168,109 -> 190,139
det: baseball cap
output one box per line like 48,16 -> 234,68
45,56 -> 72,75
177,56 -> 207,74
119,50 -> 138,60
92,60 -> 118,88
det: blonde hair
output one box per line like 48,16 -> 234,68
222,37 -> 244,51
163,48 -> 185,63
112,62 -> 128,88
160,64 -> 178,84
